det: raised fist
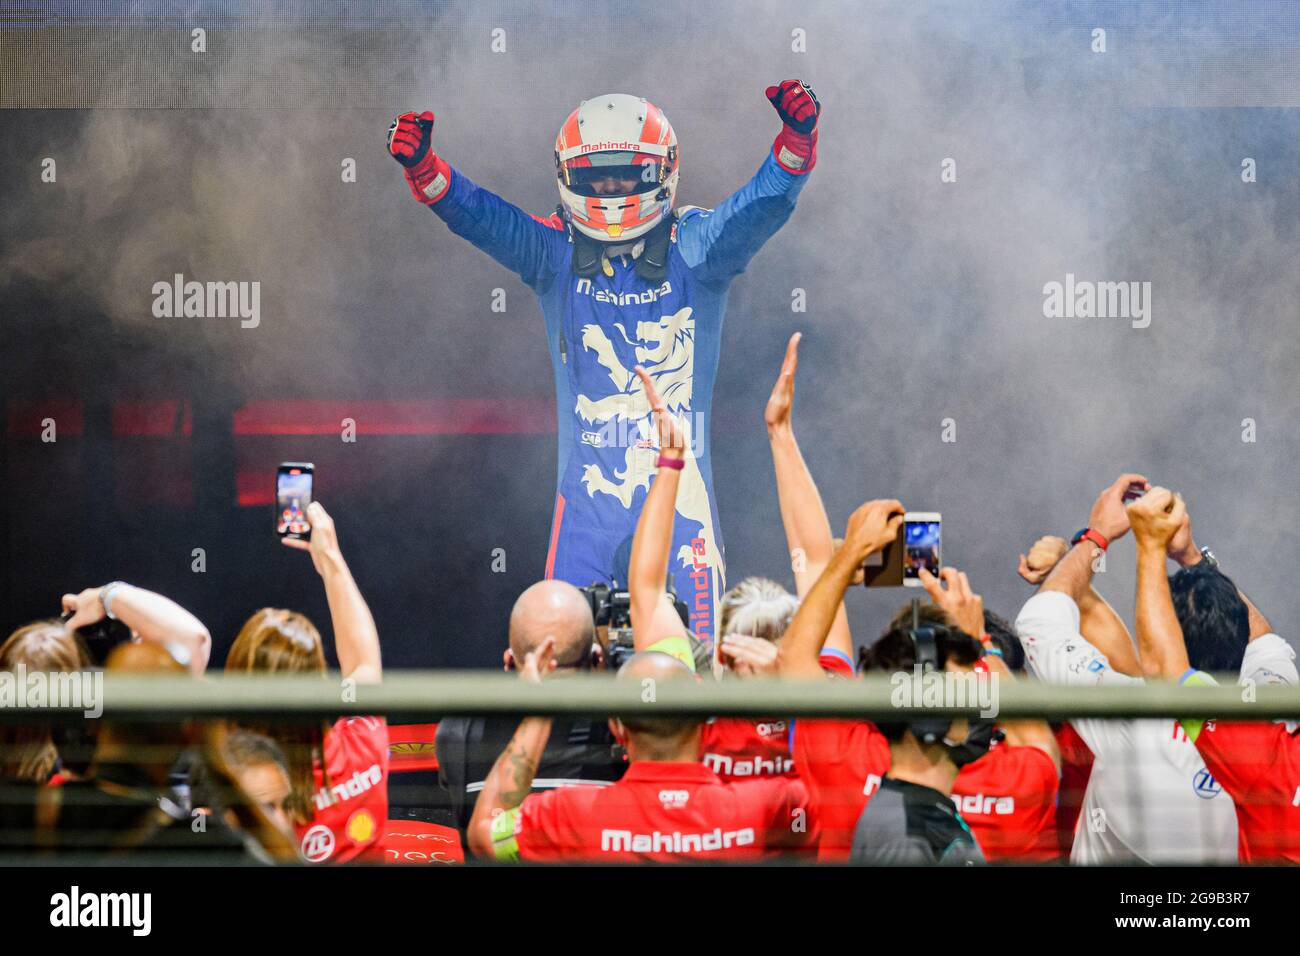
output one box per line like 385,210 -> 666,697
1128,487 -> 1187,550
766,80 -> 821,134
387,110 -> 435,168
387,110 -> 452,204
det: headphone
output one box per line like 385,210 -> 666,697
906,623 -> 998,768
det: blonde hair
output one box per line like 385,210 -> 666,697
0,621 -> 90,782
718,577 -> 798,644
225,608 -> 327,823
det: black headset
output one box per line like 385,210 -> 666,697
906,622 -> 998,768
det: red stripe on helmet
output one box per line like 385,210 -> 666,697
640,103 -> 664,145
557,109 -> 582,152
583,196 -> 607,227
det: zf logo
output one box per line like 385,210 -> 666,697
1193,768 -> 1223,800
301,824 -> 337,862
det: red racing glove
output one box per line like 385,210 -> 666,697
387,110 -> 453,204
766,80 -> 821,174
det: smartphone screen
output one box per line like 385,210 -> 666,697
902,513 -> 941,586
276,463 -> 314,540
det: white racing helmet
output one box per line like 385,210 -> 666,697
554,93 -> 678,243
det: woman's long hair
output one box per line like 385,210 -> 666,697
224,608 -> 329,825
0,621 -> 90,782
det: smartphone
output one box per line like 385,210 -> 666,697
276,462 -> 314,540
1122,481 -> 1148,503
902,512 -> 941,587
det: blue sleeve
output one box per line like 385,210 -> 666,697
676,150 -> 810,284
430,166 -> 568,293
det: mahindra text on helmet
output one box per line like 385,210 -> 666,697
555,93 -> 679,242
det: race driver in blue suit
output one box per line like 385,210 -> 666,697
387,80 -> 820,658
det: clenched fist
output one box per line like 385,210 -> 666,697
387,110 -> 434,166
1128,486 -> 1187,550
1018,535 -> 1069,585
387,109 -> 452,204
766,79 -> 820,174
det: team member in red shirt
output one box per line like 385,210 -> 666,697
761,336 -> 1059,860
467,643 -> 819,862
700,578 -> 801,780
626,363 -> 802,781
778,495 -> 1060,860
226,501 -> 388,863
884,601 -> 1060,861
1128,487 -> 1300,863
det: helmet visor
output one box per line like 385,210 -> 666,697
562,151 -> 665,198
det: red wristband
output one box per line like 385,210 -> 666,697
1071,527 -> 1109,552
657,455 -> 685,471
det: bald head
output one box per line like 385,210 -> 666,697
617,650 -> 695,684
508,580 -> 595,667
615,651 -> 701,744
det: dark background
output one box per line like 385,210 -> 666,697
2,1 -> 1297,670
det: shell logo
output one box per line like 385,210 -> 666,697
347,809 -> 376,844
390,742 -> 436,755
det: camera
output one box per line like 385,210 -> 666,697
579,580 -> 690,670
60,611 -> 133,668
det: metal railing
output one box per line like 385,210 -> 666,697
1,670 -> 1295,722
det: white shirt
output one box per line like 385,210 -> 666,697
1016,590 -> 1296,864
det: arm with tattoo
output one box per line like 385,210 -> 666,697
466,636 -> 557,860
466,715 -> 554,858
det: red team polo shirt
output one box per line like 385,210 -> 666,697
295,716 -> 390,864
790,652 -> 890,861
513,761 -> 818,862
951,740 -> 1059,861
792,653 -> 1059,862
701,717 -> 796,780
1191,719 -> 1300,864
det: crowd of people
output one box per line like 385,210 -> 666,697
0,333 -> 1294,865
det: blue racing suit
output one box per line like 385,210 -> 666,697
428,150 -> 810,648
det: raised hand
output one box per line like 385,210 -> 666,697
1166,504 -> 1199,567
61,586 -> 108,632
1128,487 -> 1187,551
764,332 -> 801,435
1087,473 -> 1150,544
387,110 -> 435,167
387,109 -> 451,204
766,80 -> 821,134
281,501 -> 343,576
918,566 -> 985,640
1018,535 -> 1070,585
765,79 -> 820,173
841,499 -> 905,566
635,364 -> 686,459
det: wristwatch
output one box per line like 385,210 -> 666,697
99,581 -> 126,620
